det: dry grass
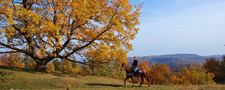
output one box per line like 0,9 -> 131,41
0,66 -> 225,90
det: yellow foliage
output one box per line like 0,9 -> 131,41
46,62 -> 55,72
28,60 -> 36,70
139,61 -> 150,71
61,60 -> 80,74
0,0 -> 142,68
8,53 -> 24,68
85,43 -> 129,65
149,64 -> 171,85
170,64 -> 215,85
170,76 -> 182,85
17,63 -> 25,68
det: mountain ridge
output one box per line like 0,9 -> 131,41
127,54 -> 223,70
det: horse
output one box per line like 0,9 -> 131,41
121,63 -> 150,87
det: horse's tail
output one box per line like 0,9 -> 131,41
144,65 -> 151,86
147,70 -> 150,82
143,65 -> 150,73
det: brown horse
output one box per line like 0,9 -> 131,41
121,63 -> 150,87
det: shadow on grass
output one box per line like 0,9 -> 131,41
49,71 -> 78,77
0,66 -> 41,74
86,83 -> 123,87
0,66 -> 77,77
0,71 -> 14,75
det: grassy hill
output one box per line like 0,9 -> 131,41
1,66 -> 225,90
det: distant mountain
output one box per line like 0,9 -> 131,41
204,54 -> 224,59
127,54 -> 224,70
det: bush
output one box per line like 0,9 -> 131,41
170,64 -> 215,85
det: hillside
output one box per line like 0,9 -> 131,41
0,66 -> 132,89
1,66 -> 225,90
127,54 -> 223,70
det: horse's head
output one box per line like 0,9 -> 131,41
121,63 -> 126,71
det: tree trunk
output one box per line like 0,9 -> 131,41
35,60 -> 48,72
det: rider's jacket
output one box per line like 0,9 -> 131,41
132,59 -> 138,67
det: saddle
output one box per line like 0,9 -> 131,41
131,65 -> 142,77
133,69 -> 142,77
137,69 -> 142,73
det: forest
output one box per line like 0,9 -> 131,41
1,53 -> 225,85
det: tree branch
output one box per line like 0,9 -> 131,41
27,2 -> 34,10
0,51 -> 19,54
56,21 -> 88,54
61,4 -> 120,59
12,24 -> 33,53
0,42 -> 30,56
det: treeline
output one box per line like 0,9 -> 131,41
0,53 -> 79,73
0,53 -> 225,84
139,56 -> 225,85
204,57 -> 225,83
139,61 -> 215,85
0,53 -> 126,80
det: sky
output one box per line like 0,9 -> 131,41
128,0 -> 225,57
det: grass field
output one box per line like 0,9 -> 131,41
1,66 -> 225,90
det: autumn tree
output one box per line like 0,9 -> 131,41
80,59 -> 126,79
204,57 -> 225,83
0,54 -> 9,66
8,53 -> 25,68
52,58 -> 61,71
80,64 -> 92,75
61,60 -> 79,74
82,43 -> 128,77
139,61 -> 150,71
203,57 -> 220,79
46,61 -> 55,72
111,61 -> 126,80
171,64 -> 215,85
23,55 -> 32,69
149,63 -> 171,85
220,56 -> 225,83
0,0 -> 142,72
71,62 -> 80,74
23,54 -> 36,69
28,60 -> 36,70
80,58 -> 110,76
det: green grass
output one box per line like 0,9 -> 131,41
1,66 -> 225,90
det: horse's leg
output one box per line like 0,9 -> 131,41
131,76 -> 134,87
145,73 -> 151,87
139,74 -> 144,87
124,76 -> 128,87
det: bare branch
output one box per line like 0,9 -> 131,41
27,2 -> 34,10
0,51 -> 19,54
0,41 -> 30,55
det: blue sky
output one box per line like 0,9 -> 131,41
128,0 -> 225,56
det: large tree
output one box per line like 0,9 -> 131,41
0,0 -> 142,71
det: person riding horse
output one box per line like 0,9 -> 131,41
121,63 -> 151,87
131,56 -> 138,77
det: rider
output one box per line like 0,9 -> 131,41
132,56 -> 138,77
